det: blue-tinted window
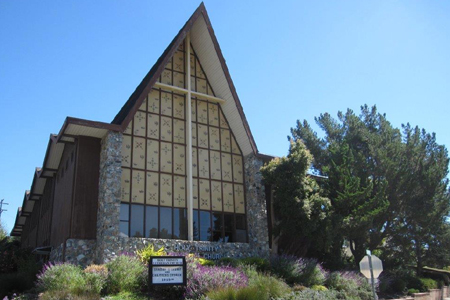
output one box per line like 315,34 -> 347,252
130,204 -> 144,237
199,211 -> 211,241
160,207 -> 172,239
193,209 -> 199,241
145,206 -> 158,238
173,208 -> 188,240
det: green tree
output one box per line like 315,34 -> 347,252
261,140 -> 330,257
291,105 -> 450,272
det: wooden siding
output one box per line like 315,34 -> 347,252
50,143 -> 76,248
37,177 -> 54,247
71,136 -> 100,239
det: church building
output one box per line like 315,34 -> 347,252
11,3 -> 272,265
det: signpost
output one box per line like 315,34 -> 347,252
149,256 -> 186,286
360,250 -> 383,300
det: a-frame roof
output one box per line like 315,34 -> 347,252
112,2 -> 258,156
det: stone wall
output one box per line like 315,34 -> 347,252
244,153 -> 270,258
95,131 -> 123,264
49,239 -> 96,267
49,242 -> 64,262
99,237 -> 265,263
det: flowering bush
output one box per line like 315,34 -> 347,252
36,262 -> 86,295
106,255 -> 146,294
270,255 -> 327,286
325,271 -> 371,300
185,259 -> 248,299
84,264 -> 108,294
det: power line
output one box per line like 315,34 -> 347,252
0,199 -> 9,220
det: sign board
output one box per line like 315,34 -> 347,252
149,256 -> 186,286
359,254 -> 383,279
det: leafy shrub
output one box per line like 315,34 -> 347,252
408,288 -> 420,294
39,290 -> 100,300
106,255 -> 146,294
270,255 -> 327,286
270,255 -> 303,284
273,289 -> 341,300
84,264 -> 108,295
207,286 -> 264,300
0,272 -> 36,299
247,268 -> 290,299
239,257 -> 270,273
325,271 -> 372,300
420,277 -> 438,291
311,285 -> 328,291
217,257 -> 239,267
135,244 -> 166,263
186,260 -> 248,299
36,262 -> 86,295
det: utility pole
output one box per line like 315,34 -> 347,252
0,199 -> 8,220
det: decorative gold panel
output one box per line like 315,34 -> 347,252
173,144 -> 186,175
199,179 -> 211,210
132,170 -> 145,204
160,116 -> 172,142
173,50 -> 184,72
219,111 -> 229,128
196,78 -> 207,94
161,69 -> 172,85
139,97 -> 147,111
160,142 -> 172,173
146,140 -> 159,172
173,72 -> 184,89
196,59 -> 205,78
133,111 -> 146,137
161,92 -> 172,117
234,184 -> 245,214
231,134 -> 241,154
190,54 -> 195,76
173,119 -> 185,144
198,148 -> 209,179
165,55 -> 172,70
190,98 -> 197,121
148,89 -> 160,114
146,172 -> 159,205
191,123 -> 197,146
160,174 -> 172,207
220,129 -> 231,152
122,135 -> 132,168
197,101 -> 208,124
221,153 -> 232,182
174,175 -> 186,208
132,137 -> 146,169
193,178 -> 199,209
232,155 -> 243,183
208,103 -> 219,126
210,151 -> 221,181
192,147 -> 198,177
197,124 -> 208,148
121,168 -> 131,202
211,180 -> 222,211
223,182 -> 234,213
209,127 -> 220,150
173,94 -> 185,119
147,113 -> 159,139
207,83 -> 214,96
124,120 -> 133,134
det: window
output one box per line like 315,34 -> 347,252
130,204 -> 144,237
119,203 -> 129,237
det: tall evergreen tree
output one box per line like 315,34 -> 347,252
290,105 -> 450,272
261,140 -> 330,258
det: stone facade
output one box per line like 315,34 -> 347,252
51,132 -> 270,265
244,153 -> 270,257
95,131 -> 123,264
49,239 -> 96,267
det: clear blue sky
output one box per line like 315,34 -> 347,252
1,0 -> 449,232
